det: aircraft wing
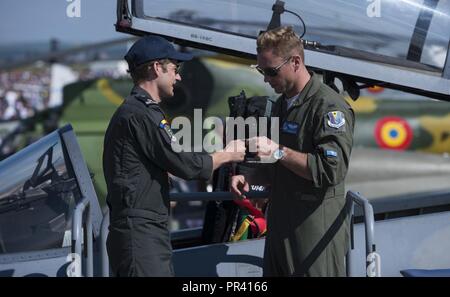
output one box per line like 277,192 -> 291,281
347,147 -> 450,200
1,37 -> 137,71
116,0 -> 450,101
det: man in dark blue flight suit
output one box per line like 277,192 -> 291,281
103,35 -> 245,277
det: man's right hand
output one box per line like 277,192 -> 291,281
211,140 -> 246,171
230,174 -> 249,200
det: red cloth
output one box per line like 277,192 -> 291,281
234,199 -> 266,236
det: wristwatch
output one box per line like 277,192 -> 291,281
273,147 -> 285,161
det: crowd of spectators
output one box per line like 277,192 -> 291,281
0,62 -> 128,122
78,67 -> 127,81
0,69 -> 51,121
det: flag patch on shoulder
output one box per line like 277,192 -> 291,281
159,119 -> 177,142
325,150 -> 338,158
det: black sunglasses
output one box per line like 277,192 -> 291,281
173,62 -> 183,75
253,56 -> 292,77
168,60 -> 183,75
151,60 -> 183,74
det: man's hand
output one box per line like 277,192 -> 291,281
248,136 -> 279,163
224,139 -> 246,163
230,175 -> 249,200
211,139 -> 245,171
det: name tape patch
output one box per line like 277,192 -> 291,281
282,121 -> 299,134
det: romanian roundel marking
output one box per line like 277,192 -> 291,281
374,117 -> 413,150
367,85 -> 384,94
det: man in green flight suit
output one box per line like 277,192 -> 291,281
231,26 -> 355,276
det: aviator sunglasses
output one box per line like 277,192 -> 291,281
252,56 -> 292,77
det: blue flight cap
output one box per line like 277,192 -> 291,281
125,35 -> 193,70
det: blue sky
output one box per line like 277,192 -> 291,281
0,0 -> 124,46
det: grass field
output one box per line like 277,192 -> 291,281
60,78 -> 133,205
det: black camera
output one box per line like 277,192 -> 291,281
227,90 -> 275,162
228,90 -> 274,118
202,91 -> 274,244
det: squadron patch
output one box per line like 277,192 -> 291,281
159,119 -> 177,142
326,111 -> 345,129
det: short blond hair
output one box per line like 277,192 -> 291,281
256,26 -> 304,63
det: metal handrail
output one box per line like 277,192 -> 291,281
346,191 -> 380,277
99,190 -> 269,276
100,211 -> 110,277
72,196 -> 93,277
101,190 -> 376,277
170,191 -> 270,202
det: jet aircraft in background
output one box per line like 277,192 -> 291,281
1,0 -> 450,277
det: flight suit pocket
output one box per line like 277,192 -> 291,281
324,188 -> 335,200
323,186 -> 345,200
291,192 -> 322,221
295,192 -> 317,202
112,178 -> 137,206
294,192 -> 323,206
294,188 -> 338,203
120,182 -> 136,197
